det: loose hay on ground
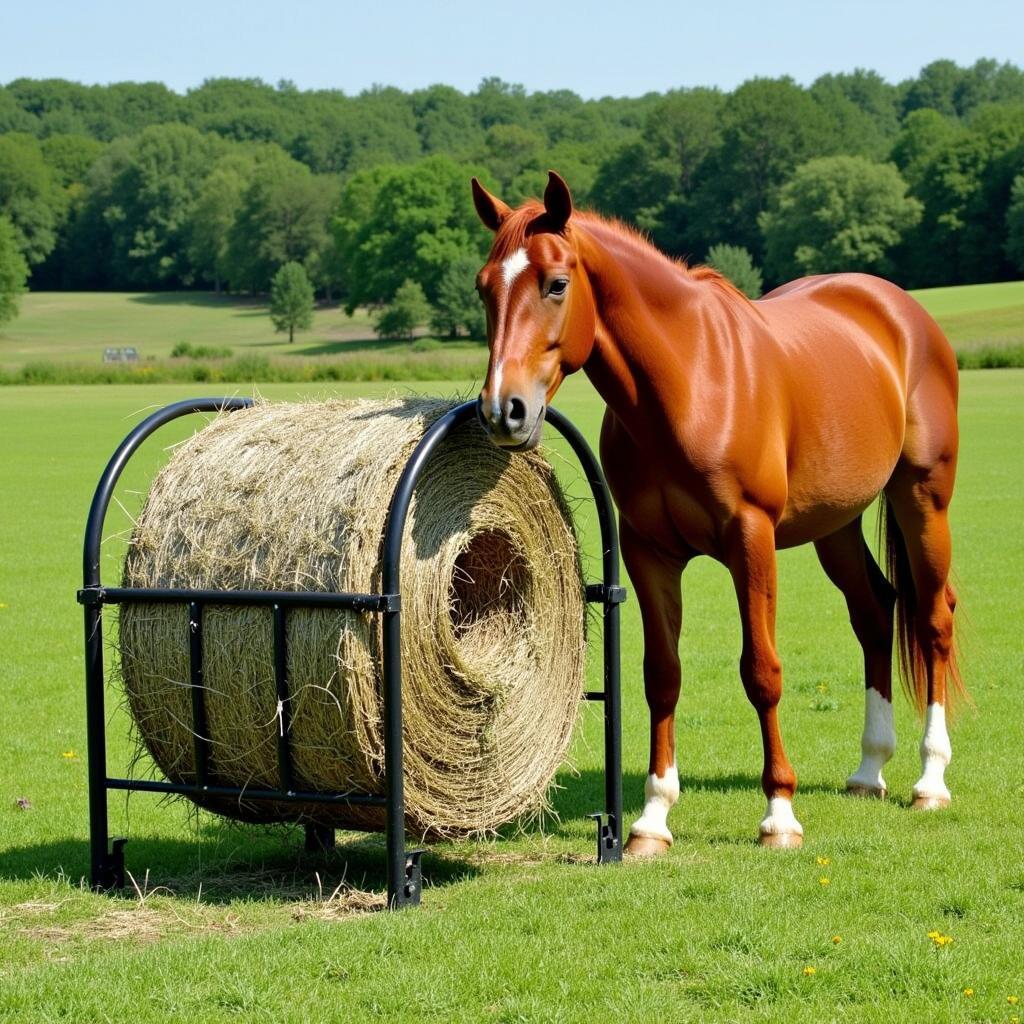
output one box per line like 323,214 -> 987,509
118,397 -> 586,838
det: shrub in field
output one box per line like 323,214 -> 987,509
957,343 -> 1024,369
170,341 -> 233,359
373,279 -> 431,341
410,337 -> 445,352
269,262 -> 315,343
0,215 -> 29,327
705,243 -> 763,298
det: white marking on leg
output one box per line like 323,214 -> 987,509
629,764 -> 679,844
501,247 -> 529,287
846,688 -> 896,793
759,796 -> 803,837
912,702 -> 952,802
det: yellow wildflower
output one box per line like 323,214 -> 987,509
819,876 -> 830,887
1009,996 -> 1020,1005
62,750 -> 78,760
816,856 -> 831,866
803,966 -> 816,977
831,935 -> 842,945
963,988 -> 974,997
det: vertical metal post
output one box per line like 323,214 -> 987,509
188,601 -> 210,787
272,604 -> 294,794
381,603 -> 408,906
600,592 -> 624,862
84,598 -> 123,889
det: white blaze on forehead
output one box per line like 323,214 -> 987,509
501,247 -> 530,287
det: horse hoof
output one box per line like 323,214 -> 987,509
624,834 -> 671,858
911,794 -> 951,811
759,831 -> 803,850
846,782 -> 887,800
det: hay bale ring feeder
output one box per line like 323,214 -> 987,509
78,397 -> 625,908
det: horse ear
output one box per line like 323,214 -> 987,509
543,171 -> 573,230
471,177 -> 511,232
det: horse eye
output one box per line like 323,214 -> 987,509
548,279 -> 568,297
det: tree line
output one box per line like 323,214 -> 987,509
2,60 -> 1024,331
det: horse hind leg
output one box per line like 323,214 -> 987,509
813,517 -> 897,799
884,456 -> 962,810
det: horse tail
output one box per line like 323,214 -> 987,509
877,495 -> 966,717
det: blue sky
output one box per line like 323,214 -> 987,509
4,0 -> 1023,97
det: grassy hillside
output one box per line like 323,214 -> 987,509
1,372 -> 1022,1021
912,280 -> 1024,349
0,292 -> 388,367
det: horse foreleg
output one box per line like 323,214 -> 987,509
727,509 -> 803,848
620,519 -> 688,858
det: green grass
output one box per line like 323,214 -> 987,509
1,372 -> 1023,1022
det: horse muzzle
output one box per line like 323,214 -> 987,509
476,392 -> 546,451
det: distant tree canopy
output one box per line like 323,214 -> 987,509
1,58 -> 1023,308
0,214 -> 29,325
760,156 -> 923,280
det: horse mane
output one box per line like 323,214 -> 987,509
490,200 -> 750,304
574,211 -> 752,304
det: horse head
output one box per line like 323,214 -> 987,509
471,171 -> 596,449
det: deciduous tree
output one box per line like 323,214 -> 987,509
269,261 -> 315,343
0,216 -> 29,327
760,156 -> 921,282
373,279 -> 431,341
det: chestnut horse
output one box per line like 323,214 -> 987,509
471,171 -> 965,853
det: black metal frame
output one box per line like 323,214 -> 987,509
79,397 -> 625,909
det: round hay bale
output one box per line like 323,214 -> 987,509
117,397 -> 586,837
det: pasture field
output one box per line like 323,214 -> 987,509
0,279 -> 1022,379
1,371 -> 1023,1022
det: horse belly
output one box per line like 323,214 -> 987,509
775,384 -> 904,548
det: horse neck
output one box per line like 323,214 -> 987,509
574,219 -> 713,421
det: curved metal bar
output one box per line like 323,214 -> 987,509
83,397 -> 253,588
544,406 -> 620,590
81,396 -> 252,890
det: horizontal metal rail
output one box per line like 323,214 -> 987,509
106,777 -> 387,806
79,586 -> 398,612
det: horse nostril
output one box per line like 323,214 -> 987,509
505,395 -> 527,429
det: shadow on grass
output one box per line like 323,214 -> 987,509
294,338 -> 487,358
0,827 -> 479,904
283,337 -> 410,356
126,292 -> 267,312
